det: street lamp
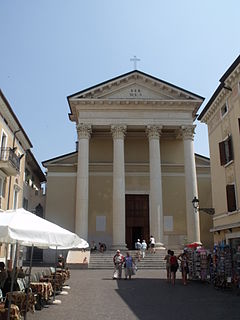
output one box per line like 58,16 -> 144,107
192,196 -> 215,215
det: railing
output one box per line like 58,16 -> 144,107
0,147 -> 20,171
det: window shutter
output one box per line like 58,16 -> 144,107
227,136 -> 233,161
219,141 -> 226,166
226,184 -> 236,212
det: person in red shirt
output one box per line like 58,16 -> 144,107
169,250 -> 179,285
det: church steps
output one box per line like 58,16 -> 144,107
88,250 -> 182,270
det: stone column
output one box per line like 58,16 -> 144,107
182,125 -> 201,243
146,125 -> 164,248
75,123 -> 92,240
111,124 -> 127,250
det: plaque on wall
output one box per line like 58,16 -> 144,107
96,216 -> 106,232
164,216 -> 173,232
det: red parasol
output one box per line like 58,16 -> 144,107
186,242 -> 202,248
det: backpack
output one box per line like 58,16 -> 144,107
170,256 -> 179,269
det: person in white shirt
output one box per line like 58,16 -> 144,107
149,235 -> 156,253
135,239 -> 141,261
141,240 -> 147,258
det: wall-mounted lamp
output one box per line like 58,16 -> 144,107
192,196 -> 215,215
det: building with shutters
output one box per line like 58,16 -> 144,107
0,90 -> 45,263
199,55 -> 240,249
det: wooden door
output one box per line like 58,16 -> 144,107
125,194 -> 149,249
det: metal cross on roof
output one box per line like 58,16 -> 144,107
130,55 -> 140,70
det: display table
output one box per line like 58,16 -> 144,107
30,282 -> 53,301
6,291 -> 35,315
0,303 -> 21,320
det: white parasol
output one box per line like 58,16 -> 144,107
0,208 -> 88,249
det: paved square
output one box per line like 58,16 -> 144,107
27,269 -> 239,320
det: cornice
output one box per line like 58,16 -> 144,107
70,98 -> 201,107
201,88 -> 232,123
69,72 -> 203,101
224,64 -> 240,87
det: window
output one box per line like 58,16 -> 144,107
23,197 -> 28,210
0,177 -> 3,197
221,102 -> 228,117
0,130 -> 7,160
0,174 -> 6,199
219,135 -> 233,166
0,177 -> 3,209
13,187 -> 19,209
226,184 -> 237,212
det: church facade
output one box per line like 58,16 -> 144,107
43,71 -> 213,250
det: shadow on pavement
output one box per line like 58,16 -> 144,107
115,278 -> 239,320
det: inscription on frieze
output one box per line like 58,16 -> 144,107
129,88 -> 142,97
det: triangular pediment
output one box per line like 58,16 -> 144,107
195,154 -> 210,166
68,71 -> 204,102
42,152 -> 77,167
97,83 -> 174,100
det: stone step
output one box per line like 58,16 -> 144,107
88,249 -> 182,269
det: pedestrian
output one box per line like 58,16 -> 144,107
135,239 -> 141,261
0,262 -> 7,290
169,250 -> 179,285
57,254 -> 65,268
113,250 -> 124,279
164,249 -> 172,282
124,252 -> 134,280
178,251 -> 189,285
99,242 -> 106,253
141,240 -> 147,259
90,240 -> 97,253
149,235 -> 156,253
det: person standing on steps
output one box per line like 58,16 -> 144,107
149,235 -> 156,254
135,239 -> 142,261
141,240 -> 147,259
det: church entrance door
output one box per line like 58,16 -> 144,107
125,194 -> 149,249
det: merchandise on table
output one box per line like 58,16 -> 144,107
212,244 -> 233,289
185,247 -> 210,281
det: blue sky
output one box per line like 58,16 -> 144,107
0,1 -> 239,170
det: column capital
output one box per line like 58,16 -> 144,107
111,124 -> 127,139
146,125 -> 162,139
77,123 -> 92,139
181,125 -> 196,141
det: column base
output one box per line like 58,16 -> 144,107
155,242 -> 165,250
110,244 -> 127,251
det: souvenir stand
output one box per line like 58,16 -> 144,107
185,244 -> 210,282
212,244 -> 233,289
233,248 -> 240,289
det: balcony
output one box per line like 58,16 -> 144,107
0,147 -> 21,176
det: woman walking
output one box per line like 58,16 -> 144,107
124,252 -> 134,280
169,250 -> 179,285
113,250 -> 124,279
141,240 -> 147,259
149,235 -> 156,254
164,249 -> 172,282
